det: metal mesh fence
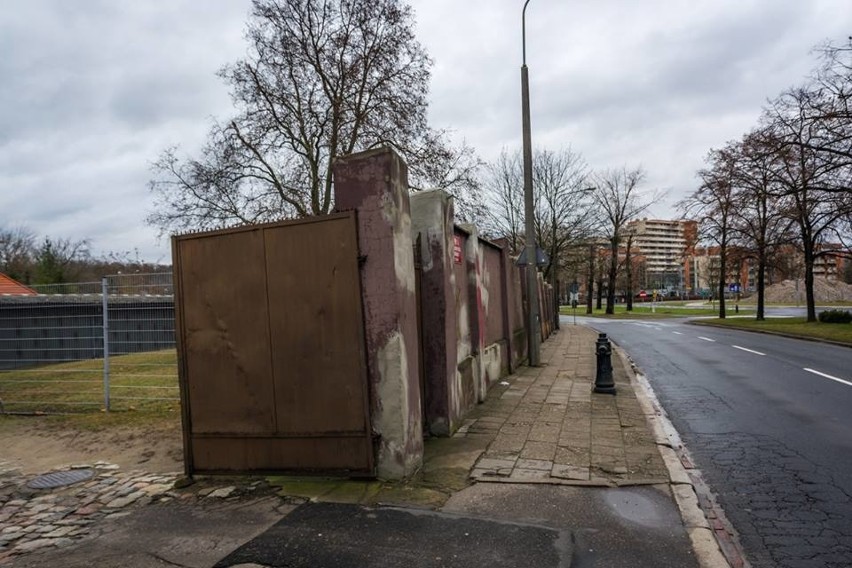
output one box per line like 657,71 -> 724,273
0,273 -> 178,414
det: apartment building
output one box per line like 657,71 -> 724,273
627,219 -> 698,291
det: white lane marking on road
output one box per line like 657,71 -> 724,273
732,345 -> 765,356
672,331 -> 683,335
804,368 -> 852,388
698,336 -> 716,342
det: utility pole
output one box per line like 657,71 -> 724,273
521,0 -> 540,366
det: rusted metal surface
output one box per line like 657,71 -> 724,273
172,212 -> 373,475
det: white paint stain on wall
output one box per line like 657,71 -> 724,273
479,342 -> 502,400
375,330 -> 419,479
478,242 -> 491,314
379,191 -> 416,295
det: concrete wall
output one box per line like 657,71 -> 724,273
452,227 -> 478,423
409,189 -> 552,437
507,253 -> 527,370
409,189 -> 458,437
333,148 -> 423,480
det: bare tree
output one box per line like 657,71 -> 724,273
0,226 -> 36,283
680,146 -> 738,319
149,0 -> 481,234
532,148 -> 596,285
798,38 -> 852,173
592,166 -> 654,315
485,147 -> 596,277
730,129 -> 793,320
764,87 -> 851,321
484,149 -> 524,254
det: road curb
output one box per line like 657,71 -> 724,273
614,346 -> 748,568
688,320 -> 852,349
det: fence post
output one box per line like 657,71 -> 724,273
101,276 -> 110,412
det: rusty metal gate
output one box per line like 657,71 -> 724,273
172,212 -> 373,475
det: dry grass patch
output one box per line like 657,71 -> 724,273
692,317 -> 852,345
0,349 -> 179,416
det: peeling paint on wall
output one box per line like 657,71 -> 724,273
478,243 -> 491,314
393,209 -> 416,294
375,330 -> 413,479
333,148 -> 423,480
479,342 -> 502,396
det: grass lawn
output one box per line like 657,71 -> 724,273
0,349 -> 179,418
560,303 -> 750,319
692,317 -> 852,345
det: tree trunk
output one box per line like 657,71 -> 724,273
596,272 -> 604,310
804,245 -> 817,322
756,250 -> 766,321
586,245 -> 594,315
606,239 -> 618,315
718,246 -> 727,319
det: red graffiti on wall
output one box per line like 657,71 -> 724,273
453,235 -> 463,264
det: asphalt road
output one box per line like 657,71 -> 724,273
569,315 -> 852,568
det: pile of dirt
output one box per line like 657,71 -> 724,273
741,278 -> 852,304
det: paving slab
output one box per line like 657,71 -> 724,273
469,326 -> 670,487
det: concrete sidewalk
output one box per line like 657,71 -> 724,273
2,323 -> 730,568
465,324 -> 670,486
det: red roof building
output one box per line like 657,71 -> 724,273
0,273 -> 37,296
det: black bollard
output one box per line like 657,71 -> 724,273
593,333 -> 616,394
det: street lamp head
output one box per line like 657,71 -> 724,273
522,0 -> 532,65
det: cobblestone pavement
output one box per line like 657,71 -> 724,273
0,460 -> 182,563
465,325 -> 670,486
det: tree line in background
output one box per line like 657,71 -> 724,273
0,226 -> 166,286
481,148 -> 658,316
680,38 -> 852,322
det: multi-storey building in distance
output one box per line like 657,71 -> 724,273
626,218 -> 698,292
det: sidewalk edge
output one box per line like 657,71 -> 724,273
614,346 -> 745,568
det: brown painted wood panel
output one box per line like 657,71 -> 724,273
264,216 -> 369,435
173,212 -> 373,475
177,229 -> 276,434
190,436 -> 372,472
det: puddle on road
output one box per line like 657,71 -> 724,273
601,488 -> 679,529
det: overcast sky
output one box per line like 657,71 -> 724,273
1,1 -> 850,263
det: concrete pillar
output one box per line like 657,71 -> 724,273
460,224 -> 487,403
410,190 -> 458,436
333,148 -> 422,480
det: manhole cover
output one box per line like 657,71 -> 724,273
27,469 -> 95,490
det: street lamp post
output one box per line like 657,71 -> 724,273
521,0 -> 540,366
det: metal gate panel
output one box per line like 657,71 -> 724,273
177,228 -> 276,435
264,215 -> 369,435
